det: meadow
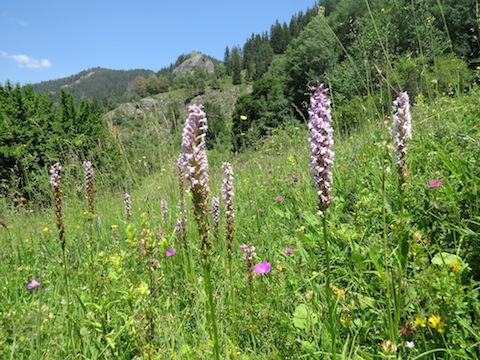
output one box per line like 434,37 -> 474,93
0,76 -> 479,360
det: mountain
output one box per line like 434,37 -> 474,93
32,67 -> 154,105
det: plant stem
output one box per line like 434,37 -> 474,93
203,260 -> 220,360
323,214 -> 336,360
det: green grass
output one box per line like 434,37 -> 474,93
1,87 -> 479,359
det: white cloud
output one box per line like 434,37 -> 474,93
1,51 -> 51,68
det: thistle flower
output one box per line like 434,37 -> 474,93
166,249 -> 175,257
212,196 -> 220,238
308,82 -> 334,216
221,162 -> 234,254
82,161 -> 95,215
124,193 -> 132,223
393,92 -> 412,188
181,104 -> 211,258
50,162 -> 65,249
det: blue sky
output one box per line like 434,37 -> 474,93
1,0 -> 317,85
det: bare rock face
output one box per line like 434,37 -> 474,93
173,50 -> 215,74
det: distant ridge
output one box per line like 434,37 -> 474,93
32,67 -> 154,104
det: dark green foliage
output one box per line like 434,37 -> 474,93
0,83 -> 121,201
230,47 -> 242,85
232,75 -> 291,151
283,14 -> 342,119
203,101 -> 231,150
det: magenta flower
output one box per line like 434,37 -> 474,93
166,249 -> 175,257
428,179 -> 443,188
284,247 -> 293,254
27,278 -> 41,291
156,230 -> 163,238
254,262 -> 271,274
308,82 -> 334,216
275,196 -> 284,202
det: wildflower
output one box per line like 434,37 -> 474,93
181,104 -> 211,258
406,341 -> 415,349
254,262 -> 271,274
263,181 -> 269,186
275,196 -> 284,202
156,230 -> 163,238
340,316 -> 352,325
330,284 -> 346,299
124,193 -> 132,223
222,162 -> 235,254
427,315 -> 443,329
258,208 -> 264,213
380,340 -> 397,354
161,198 -> 168,224
27,278 -> 41,291
82,161 -> 95,215
42,227 -> 50,233
50,162 -> 65,249
136,282 -> 149,295
427,179 -> 443,188
308,82 -> 334,216
239,244 -> 256,260
166,249 -> 175,257
450,261 -> 460,272
284,247 -> 293,254
212,196 -> 220,238
392,92 -> 412,188
268,167 -> 274,174
414,316 -> 427,327
111,224 -> 118,230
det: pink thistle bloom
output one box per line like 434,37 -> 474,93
284,247 -> 293,254
268,167 -> 274,174
428,179 -> 443,188
166,249 -> 175,257
275,196 -> 284,202
258,208 -> 264,213
254,262 -> 271,274
156,230 -> 163,237
263,181 -> 269,185
27,278 -> 41,291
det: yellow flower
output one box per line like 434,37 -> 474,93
136,282 -> 150,295
42,227 -> 49,233
111,224 -> 118,230
340,316 -> 351,325
414,316 -> 427,327
98,251 -> 105,258
450,261 -> 460,272
330,284 -> 346,299
437,322 -> 445,334
428,315 -> 442,329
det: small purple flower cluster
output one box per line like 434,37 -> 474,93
181,104 -> 211,258
308,82 -> 335,216
82,161 -> 95,214
393,92 -> 412,187
212,196 -> 220,237
124,193 -> 132,223
222,162 -> 235,253
50,162 -> 65,248
182,104 -> 210,198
